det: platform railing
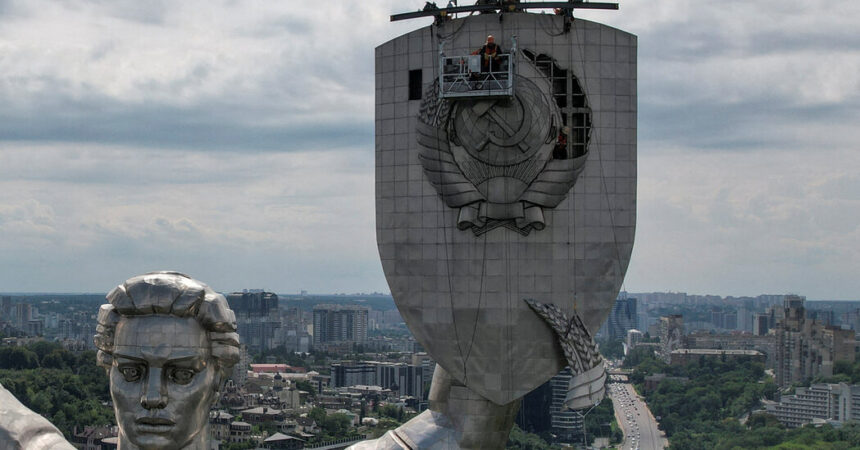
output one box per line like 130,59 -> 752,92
439,37 -> 517,99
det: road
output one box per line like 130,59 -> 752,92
607,382 -> 668,450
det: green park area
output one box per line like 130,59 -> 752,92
625,346 -> 860,449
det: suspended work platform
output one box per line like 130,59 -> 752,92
439,37 -> 517,99
440,53 -> 514,99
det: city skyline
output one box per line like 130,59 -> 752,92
0,1 -> 858,298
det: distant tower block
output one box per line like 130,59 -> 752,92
368,7 -> 636,449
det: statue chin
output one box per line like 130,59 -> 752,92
116,427 -> 210,450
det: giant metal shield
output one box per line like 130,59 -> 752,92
375,14 -> 636,405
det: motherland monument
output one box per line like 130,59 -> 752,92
355,2 -> 636,448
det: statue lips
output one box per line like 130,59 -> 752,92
135,416 -> 175,434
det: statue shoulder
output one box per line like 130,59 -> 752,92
0,383 -> 76,450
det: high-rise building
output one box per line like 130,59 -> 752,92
376,362 -> 425,400
753,313 -> 770,336
13,303 -> 32,330
841,309 -> 860,334
411,353 -> 436,389
331,362 -> 377,388
724,311 -> 738,330
516,378 -> 553,435
230,345 -> 250,387
313,305 -> 369,348
26,319 -> 44,337
0,296 -> 11,320
738,301 -> 754,332
603,295 -> 637,341
226,291 -> 281,352
807,309 -> 835,327
227,290 -> 279,317
549,368 -> 584,443
774,295 -> 856,387
330,361 -> 425,400
626,329 -> 643,354
710,309 -> 724,329
659,315 -> 685,363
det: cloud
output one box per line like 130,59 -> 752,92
0,143 -> 378,292
0,0 -> 857,298
0,1 -> 413,151
626,145 -> 860,298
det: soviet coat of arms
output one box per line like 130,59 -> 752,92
417,58 -> 588,235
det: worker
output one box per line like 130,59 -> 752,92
472,35 -> 504,73
553,126 -> 570,160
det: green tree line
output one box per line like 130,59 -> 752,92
0,342 -> 114,437
627,348 -> 860,449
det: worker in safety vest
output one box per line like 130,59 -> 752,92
472,35 -> 504,73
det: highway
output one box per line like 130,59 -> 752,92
608,382 -> 668,450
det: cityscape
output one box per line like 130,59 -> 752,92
2,289 -> 859,448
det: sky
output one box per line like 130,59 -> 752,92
0,1 -> 857,299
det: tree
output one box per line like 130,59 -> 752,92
506,425 -> 561,450
322,413 -> 353,437
0,343 -> 113,438
0,347 -> 40,369
295,380 -> 316,398
308,406 -> 327,424
597,338 -> 625,359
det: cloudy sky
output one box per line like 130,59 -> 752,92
0,1 -> 857,299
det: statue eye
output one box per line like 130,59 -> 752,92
119,366 -> 143,382
169,368 -> 196,385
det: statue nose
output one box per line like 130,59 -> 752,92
140,368 -> 167,409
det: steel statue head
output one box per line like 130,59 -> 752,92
94,272 -> 240,449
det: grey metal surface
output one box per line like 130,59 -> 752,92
0,272 -> 239,450
375,13 -> 637,405
0,383 -> 76,450
94,272 -> 241,450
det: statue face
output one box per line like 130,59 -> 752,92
110,315 -> 218,449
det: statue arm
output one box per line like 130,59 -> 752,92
0,383 -> 76,450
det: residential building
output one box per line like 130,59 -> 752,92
229,421 -> 252,443
685,331 -> 776,368
658,315 -> 685,363
766,383 -> 860,428
330,361 -> 425,400
774,295 -> 856,387
753,313 -> 770,336
313,305 -> 368,348
227,290 -> 281,352
231,344 -> 250,387
331,362 -> 377,388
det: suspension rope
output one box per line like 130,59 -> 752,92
430,24 -> 469,380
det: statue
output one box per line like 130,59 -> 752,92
365,9 -> 637,449
0,272 -> 240,450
